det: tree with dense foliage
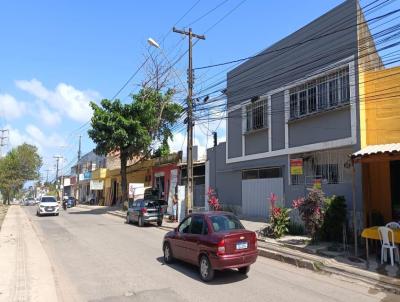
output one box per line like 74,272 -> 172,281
88,87 -> 182,204
0,144 -> 42,204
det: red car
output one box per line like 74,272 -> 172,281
162,212 -> 258,282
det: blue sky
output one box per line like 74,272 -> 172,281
0,0 -> 393,180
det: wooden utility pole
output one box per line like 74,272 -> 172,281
53,155 -> 63,200
173,27 -> 205,214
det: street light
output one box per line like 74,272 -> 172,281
147,38 -> 160,49
147,37 -> 187,92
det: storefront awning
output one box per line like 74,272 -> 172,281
351,143 -> 400,162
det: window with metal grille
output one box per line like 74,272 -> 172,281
246,99 -> 267,131
290,149 -> 352,185
289,66 -> 350,119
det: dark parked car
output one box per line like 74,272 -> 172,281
126,199 -> 167,227
162,212 -> 258,282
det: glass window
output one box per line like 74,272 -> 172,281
178,217 -> 192,233
242,170 -> 258,180
308,85 -> 317,113
299,90 -> 307,116
329,78 -> 338,107
190,216 -> 204,235
246,99 -> 267,131
210,215 -> 244,233
259,167 -> 282,178
289,66 -> 349,117
317,81 -> 328,110
203,221 -> 209,235
340,70 -> 350,103
316,164 -> 339,184
41,197 -> 56,203
290,93 -> 298,119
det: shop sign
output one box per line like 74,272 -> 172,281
290,158 -> 303,175
90,180 -> 104,190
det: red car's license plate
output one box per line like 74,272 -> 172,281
236,241 -> 248,250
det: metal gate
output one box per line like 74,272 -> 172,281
241,178 -> 283,218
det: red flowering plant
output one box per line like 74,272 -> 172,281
207,187 -> 221,211
292,188 -> 325,240
268,193 -> 290,238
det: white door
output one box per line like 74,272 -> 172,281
241,178 -> 283,218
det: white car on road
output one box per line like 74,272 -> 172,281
37,196 -> 59,216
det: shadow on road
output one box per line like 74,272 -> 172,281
155,256 -> 248,285
67,207 -> 112,215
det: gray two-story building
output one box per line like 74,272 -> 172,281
206,0 -> 382,227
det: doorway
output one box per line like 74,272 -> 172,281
390,160 -> 400,220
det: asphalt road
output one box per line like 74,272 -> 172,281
23,206 -> 397,302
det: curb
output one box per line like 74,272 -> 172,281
258,244 -> 400,295
257,247 -> 319,271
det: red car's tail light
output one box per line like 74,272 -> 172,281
217,239 -> 225,256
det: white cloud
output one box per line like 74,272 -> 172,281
0,94 -> 27,120
15,78 -> 100,123
25,124 -> 65,148
36,102 -> 61,126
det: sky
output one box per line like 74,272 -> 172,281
0,0 -> 395,181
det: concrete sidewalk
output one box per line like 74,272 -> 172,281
0,206 -> 58,302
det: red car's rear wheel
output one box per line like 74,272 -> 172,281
199,255 -> 214,282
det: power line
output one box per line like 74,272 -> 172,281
193,7 -> 400,71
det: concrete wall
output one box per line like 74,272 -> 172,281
245,129 -> 268,155
227,109 -> 242,158
288,107 -> 352,147
271,92 -> 285,151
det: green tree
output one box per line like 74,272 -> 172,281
88,87 -> 182,204
0,144 -> 42,204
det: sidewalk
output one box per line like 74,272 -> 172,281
77,204 -> 400,294
0,206 -> 58,302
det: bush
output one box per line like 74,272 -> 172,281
288,221 -> 305,236
270,207 -> 291,238
293,188 -> 325,240
320,195 -> 347,242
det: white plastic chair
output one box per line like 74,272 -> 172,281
385,222 -> 400,229
378,226 -> 400,266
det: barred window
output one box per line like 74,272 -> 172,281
290,93 -> 298,118
289,66 -> 350,119
246,99 -> 267,131
290,149 -> 352,186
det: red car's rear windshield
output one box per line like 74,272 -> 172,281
209,214 -> 244,232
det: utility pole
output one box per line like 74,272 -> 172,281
0,129 -> 9,157
53,155 -> 63,200
45,168 -> 51,183
173,27 -> 205,214
77,135 -> 82,202
78,135 -> 82,161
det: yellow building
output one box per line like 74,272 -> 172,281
357,66 -> 400,224
102,156 -> 155,206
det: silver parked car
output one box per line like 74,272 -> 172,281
126,199 -> 167,227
